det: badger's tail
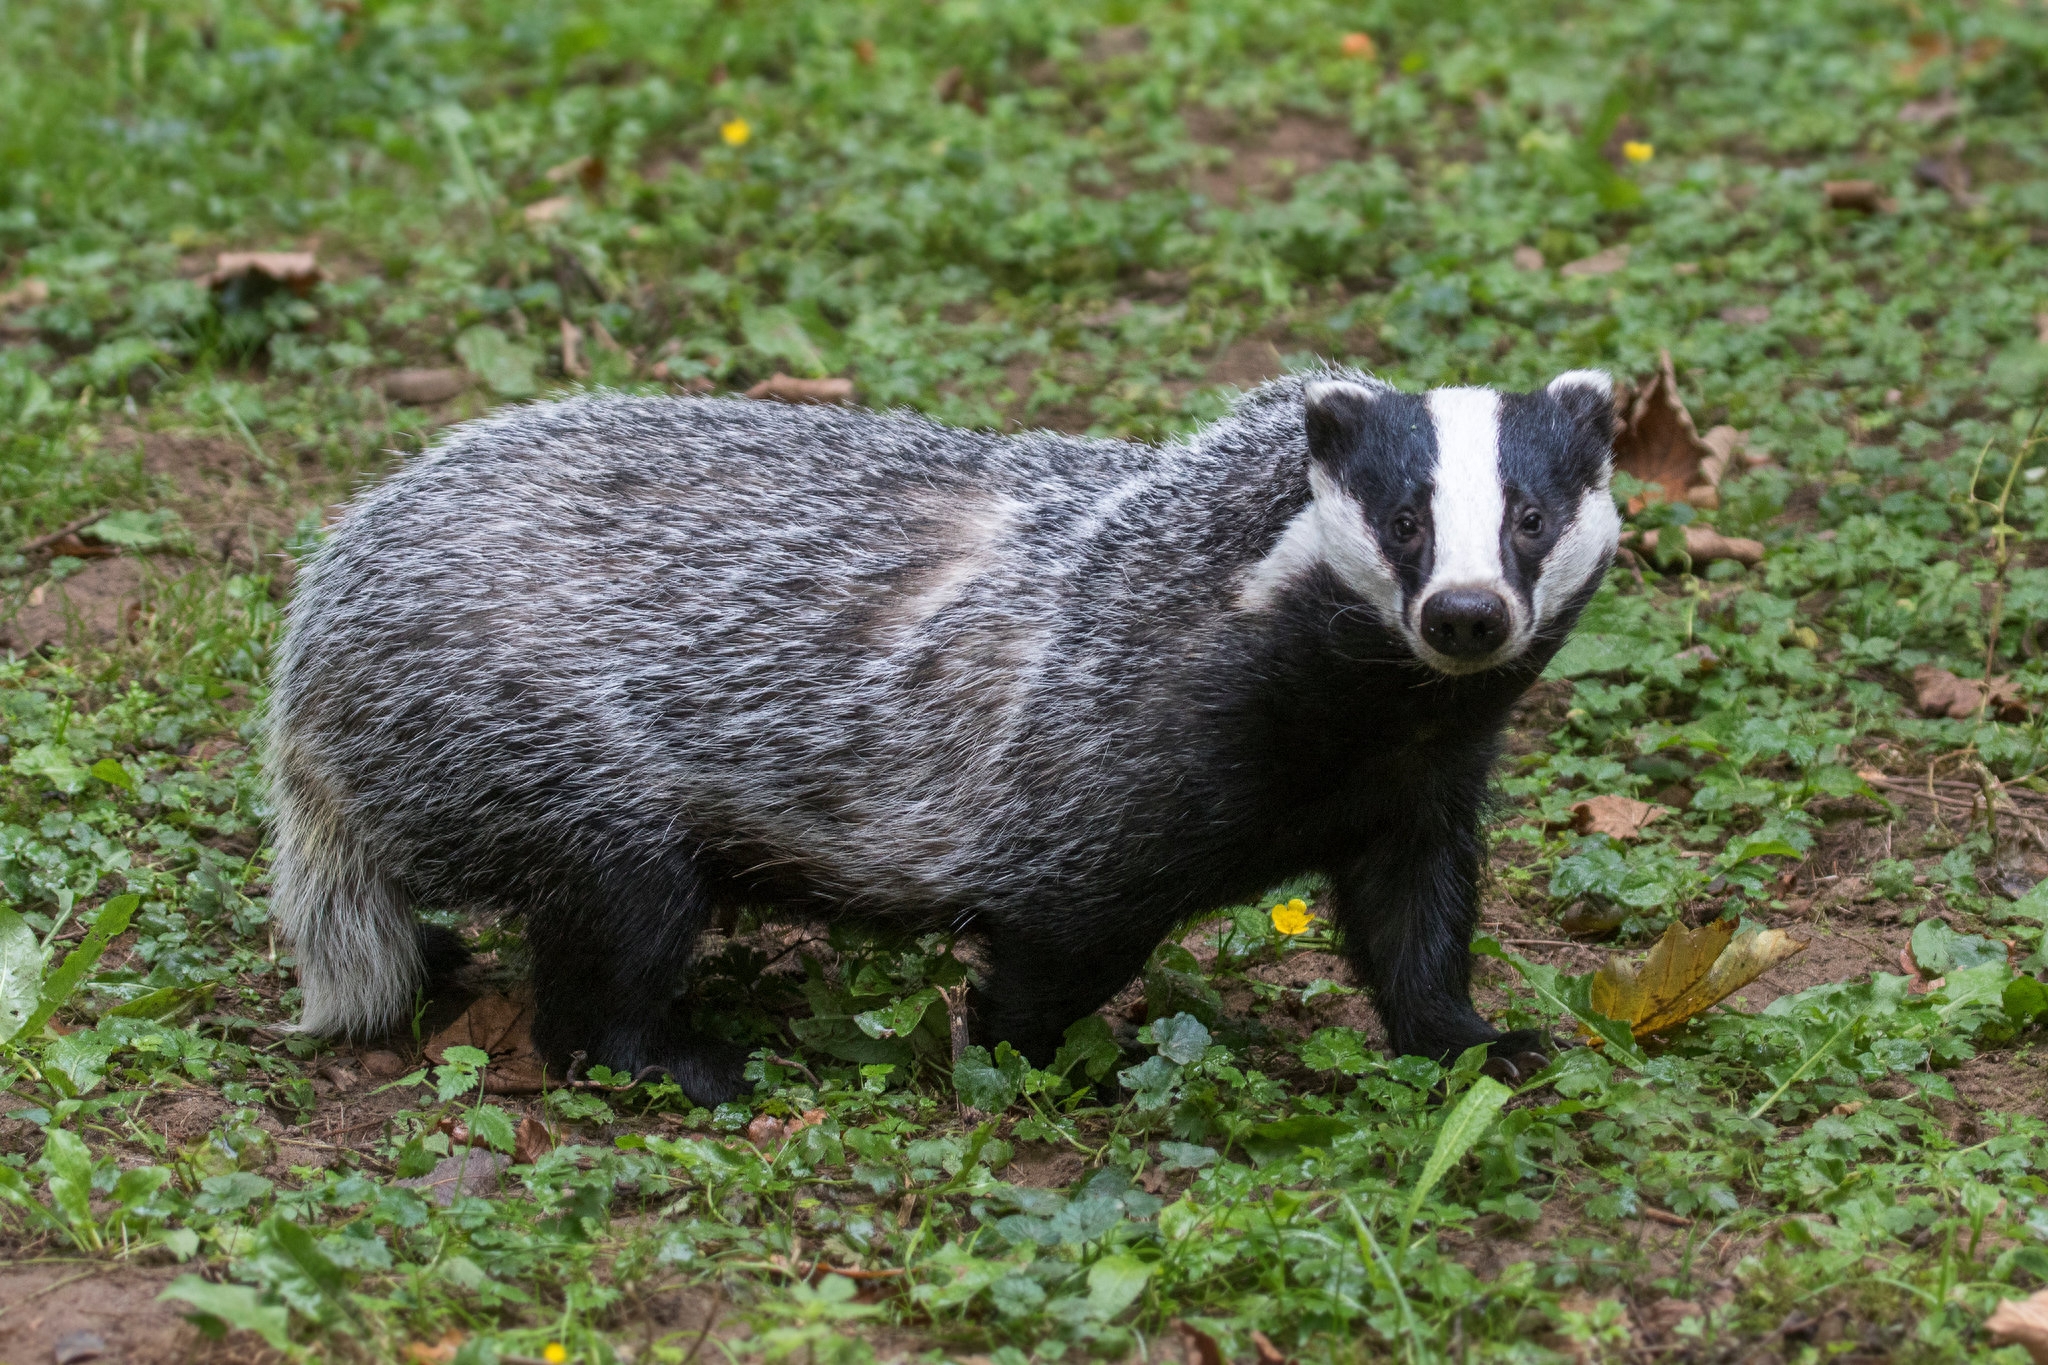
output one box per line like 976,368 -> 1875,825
268,752 -> 424,1038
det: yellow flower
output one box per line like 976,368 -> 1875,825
1271,899 -> 1316,936
1622,140 -> 1654,163
720,118 -> 751,147
543,1345 -> 567,1365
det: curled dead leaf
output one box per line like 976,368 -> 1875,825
1511,245 -> 1545,272
1988,1286 -> 2048,1364
425,992 -> 550,1094
1631,525 -> 1765,568
1570,795 -> 1670,841
1910,663 -> 2031,721
204,250 -> 323,292
513,1116 -> 554,1165
1589,919 -> 1807,1040
1613,351 -> 1761,513
1174,1321 -> 1226,1365
746,1113 -> 786,1147
746,373 -> 855,404
1823,179 -> 1890,212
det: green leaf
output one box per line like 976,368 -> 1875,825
1144,1012 -> 1211,1065
263,1214 -> 351,1302
20,894 -> 139,1040
853,986 -> 940,1040
0,1164 -> 67,1235
1050,1014 -> 1121,1083
1400,1075 -> 1511,1237
159,1277 -> 292,1350
741,304 -> 830,377
1300,1026 -> 1373,1075
1243,1113 -> 1353,1164
465,1103 -> 518,1154
89,757 -> 135,790
1143,943 -> 1223,1025
953,1042 -> 1028,1112
85,509 -> 183,551
453,324 -> 540,397
1475,937 -> 1646,1068
42,1126 -> 97,1235
1085,1252 -> 1153,1320
0,904 -> 42,1044
2005,976 -> 2048,1027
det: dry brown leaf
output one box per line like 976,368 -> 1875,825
1174,1321 -> 1226,1365
1914,142 -> 1981,207
1898,93 -> 1962,125
1512,245 -> 1545,272
1911,663 -> 2031,721
1719,304 -> 1772,326
1612,350 -> 1741,512
1823,179 -> 1890,212
542,154 -> 606,193
1560,244 -> 1629,278
522,195 -> 574,225
512,1116 -> 554,1164
1248,1330 -> 1291,1365
560,317 -> 587,379
1631,525 -> 1766,568
204,251 -> 323,292
404,1331 -> 466,1365
1989,1287 -> 2048,1364
0,277 -> 49,311
1571,795 -> 1669,840
383,368 -> 470,405
746,373 -> 855,404
1590,919 -> 1807,1039
425,992 -> 550,1094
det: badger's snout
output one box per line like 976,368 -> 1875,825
1419,588 -> 1511,661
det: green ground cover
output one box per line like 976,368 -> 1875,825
5,0 -> 2048,1360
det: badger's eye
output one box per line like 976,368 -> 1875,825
1390,511 -> 1420,542
1518,509 -> 1544,538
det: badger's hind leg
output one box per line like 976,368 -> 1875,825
524,846 -> 746,1106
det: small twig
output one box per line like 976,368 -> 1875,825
561,1051 -> 671,1091
16,510 -> 105,556
1638,1206 -> 1693,1228
0,1265 -> 110,1318
1497,938 -> 1599,948
768,1054 -> 822,1089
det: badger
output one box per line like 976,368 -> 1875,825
266,367 -> 1620,1103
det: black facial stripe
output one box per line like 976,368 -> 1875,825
1495,389 -> 1607,613
1305,386 -> 1439,602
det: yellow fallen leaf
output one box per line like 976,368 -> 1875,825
1989,1286 -> 2048,1364
1589,919 -> 1806,1040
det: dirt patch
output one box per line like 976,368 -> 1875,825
140,431 -> 303,571
1184,108 -> 1362,205
1007,1142 -> 1089,1188
0,1263 -> 280,1365
1204,336 -> 1288,390
2,555 -> 150,654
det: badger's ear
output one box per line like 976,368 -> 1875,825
1303,379 -> 1386,467
1545,369 -> 1617,447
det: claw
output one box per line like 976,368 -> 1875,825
1480,1055 -> 1522,1084
1511,1050 -> 1551,1077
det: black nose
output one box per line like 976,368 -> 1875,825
1419,589 -> 1510,660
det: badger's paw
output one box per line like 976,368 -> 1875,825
1478,1028 -> 1561,1086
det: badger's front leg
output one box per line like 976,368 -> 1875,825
1330,801 -> 1552,1083
523,847 -> 749,1107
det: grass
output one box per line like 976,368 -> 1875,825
4,0 -> 2048,1360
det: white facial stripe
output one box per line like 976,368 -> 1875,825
1420,388 -> 1514,615
1533,485 -> 1620,627
1236,464 -> 1400,618
1546,369 -> 1614,401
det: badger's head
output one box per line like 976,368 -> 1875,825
1242,371 -> 1620,675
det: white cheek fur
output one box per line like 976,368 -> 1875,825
1533,485 -> 1620,627
1235,465 -> 1402,619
